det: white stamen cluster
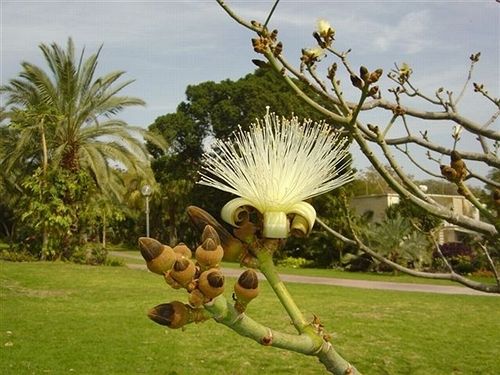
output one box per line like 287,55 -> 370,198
199,110 -> 354,212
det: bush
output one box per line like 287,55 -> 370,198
104,258 -> 124,267
434,242 -> 483,274
277,256 -> 314,269
70,243 -> 108,265
0,249 -> 37,262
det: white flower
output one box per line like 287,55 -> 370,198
303,46 -> 325,60
317,19 -> 333,39
452,125 -> 462,140
199,108 -> 354,238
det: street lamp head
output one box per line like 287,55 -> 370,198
141,184 -> 152,197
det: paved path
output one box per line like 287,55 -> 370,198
110,251 -> 496,297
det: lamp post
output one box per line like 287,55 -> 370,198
141,184 -> 152,237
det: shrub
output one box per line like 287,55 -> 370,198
277,256 -> 314,269
434,242 -> 483,274
70,243 -> 108,265
0,249 -> 37,262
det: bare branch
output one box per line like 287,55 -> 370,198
395,145 -> 443,179
455,55 -> 477,106
316,217 -> 500,293
384,135 -> 499,169
478,243 -> 500,286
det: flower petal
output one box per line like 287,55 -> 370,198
262,211 -> 289,238
221,198 -> 255,227
288,201 -> 316,236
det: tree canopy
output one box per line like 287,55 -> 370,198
148,67 -> 345,248
0,38 -> 160,259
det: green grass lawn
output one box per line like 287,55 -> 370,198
1,261 -> 499,374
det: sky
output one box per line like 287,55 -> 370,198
1,0 -> 498,182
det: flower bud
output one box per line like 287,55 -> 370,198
195,238 -> 224,270
350,75 -> 363,89
169,258 -> 196,288
359,66 -> 369,82
188,289 -> 205,308
368,69 -> 383,84
316,19 -> 334,46
202,225 -> 221,246
273,41 -> 283,57
186,206 -> 245,262
450,151 -> 467,181
398,63 -> 412,81
147,301 -> 189,329
440,165 -> 458,182
138,237 -> 177,275
368,86 -> 379,97
234,269 -> 260,313
327,63 -> 337,80
252,59 -> 269,69
198,269 -> 225,300
173,243 -> 192,259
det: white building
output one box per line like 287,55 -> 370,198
350,193 -> 480,244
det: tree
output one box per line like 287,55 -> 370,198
148,68 -> 347,246
1,38 -> 161,258
135,3 -> 500,375
218,1 -> 499,291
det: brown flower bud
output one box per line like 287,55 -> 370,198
198,269 -> 225,300
327,63 -> 337,80
202,225 -> 221,246
169,258 -> 196,288
350,75 -> 363,89
186,206 -> 245,262
196,238 -> 224,270
440,165 -> 458,182
359,66 -> 369,81
368,68 -> 383,83
270,29 -> 278,41
148,301 -> 189,329
252,59 -> 269,69
138,237 -> 162,261
251,37 -> 268,54
367,124 -> 379,134
450,151 -> 467,181
368,86 -> 379,97
234,270 -> 260,313
138,237 -> 177,275
173,243 -> 192,259
470,52 -> 481,62
273,41 -> 283,57
188,289 -> 205,308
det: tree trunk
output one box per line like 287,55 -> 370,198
40,119 -> 49,260
102,214 -> 107,249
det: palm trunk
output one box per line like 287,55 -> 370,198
102,213 -> 106,249
40,119 -> 49,260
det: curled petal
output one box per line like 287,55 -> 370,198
262,211 -> 289,238
221,198 -> 255,227
288,201 -> 316,236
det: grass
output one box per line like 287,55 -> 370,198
1,260 -> 499,374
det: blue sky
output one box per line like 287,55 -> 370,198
1,0 -> 498,181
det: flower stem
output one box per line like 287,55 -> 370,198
256,241 -> 308,333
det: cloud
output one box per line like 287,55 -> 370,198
372,10 -> 432,54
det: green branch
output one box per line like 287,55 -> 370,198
256,243 -> 308,333
204,295 -> 362,374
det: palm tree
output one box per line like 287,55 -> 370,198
1,38 -> 158,192
1,38 -> 162,258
